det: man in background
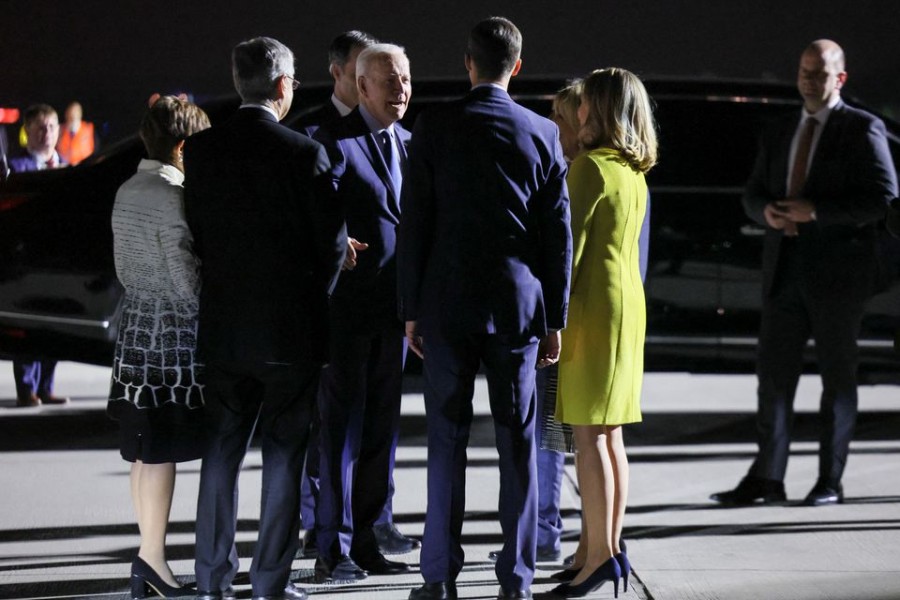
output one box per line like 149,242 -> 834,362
712,39 -> 898,508
8,104 -> 69,408
56,101 -> 96,165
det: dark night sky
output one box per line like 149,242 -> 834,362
2,0 -> 898,142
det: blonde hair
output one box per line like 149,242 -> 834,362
579,68 -> 658,173
551,79 -> 582,136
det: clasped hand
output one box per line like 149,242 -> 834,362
764,199 -> 816,237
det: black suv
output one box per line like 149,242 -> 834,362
2,78 -> 899,377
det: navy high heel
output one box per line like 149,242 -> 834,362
615,539 -> 630,592
130,556 -> 191,599
549,556 -> 621,598
615,551 -> 631,592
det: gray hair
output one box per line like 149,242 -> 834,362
232,36 -> 294,103
357,43 -> 408,77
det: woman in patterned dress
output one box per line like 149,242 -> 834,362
108,95 -> 209,596
551,69 -> 658,598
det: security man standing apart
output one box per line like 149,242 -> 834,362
712,39 -> 898,508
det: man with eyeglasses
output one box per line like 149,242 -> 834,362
186,36 -> 346,600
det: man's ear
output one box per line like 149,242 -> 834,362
510,58 -> 522,78
357,75 -> 368,99
464,53 -> 473,73
836,71 -> 848,90
275,74 -> 288,101
330,63 -> 341,84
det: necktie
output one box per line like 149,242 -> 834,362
45,154 -> 58,169
381,130 -> 402,193
787,117 -> 818,198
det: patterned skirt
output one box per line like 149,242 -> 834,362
539,364 -> 575,453
108,291 -> 205,463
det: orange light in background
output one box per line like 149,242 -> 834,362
0,107 -> 20,123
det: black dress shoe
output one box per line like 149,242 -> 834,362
498,588 -> 532,599
314,555 -> 368,583
409,582 -> 458,600
374,522 -> 421,555
39,393 -> 69,405
804,481 -> 844,506
16,394 -> 40,407
710,476 -> 786,506
196,587 -> 236,600
352,552 -> 410,575
489,546 -> 560,563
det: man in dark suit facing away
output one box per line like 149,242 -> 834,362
310,42 -> 415,583
398,17 -> 572,600
185,37 -> 346,600
712,39 -> 898,508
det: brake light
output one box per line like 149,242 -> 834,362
0,108 -> 19,124
0,195 -> 28,211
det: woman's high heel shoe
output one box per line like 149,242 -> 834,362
550,556 -> 621,598
550,567 -> 578,582
615,551 -> 631,592
615,539 -> 630,592
131,556 -> 191,599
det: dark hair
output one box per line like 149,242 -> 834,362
23,104 -> 58,126
140,96 -> 210,162
466,17 -> 522,80
328,30 -> 379,67
232,36 -> 294,103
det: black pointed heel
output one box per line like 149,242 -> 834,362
550,567 -> 578,582
549,556 -> 621,598
131,556 -> 191,599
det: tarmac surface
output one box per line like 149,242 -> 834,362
1,360 -> 899,599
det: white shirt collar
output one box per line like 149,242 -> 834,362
239,103 -> 280,121
331,94 -> 353,117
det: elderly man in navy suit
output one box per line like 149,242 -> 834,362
399,17 -> 572,600
7,104 -> 70,408
186,37 -> 345,600
712,39 -> 898,508
311,42 -> 414,583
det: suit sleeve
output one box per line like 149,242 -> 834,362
534,138 -> 572,331
815,116 -> 898,228
742,130 -> 776,227
397,115 -> 436,321
305,141 -> 347,295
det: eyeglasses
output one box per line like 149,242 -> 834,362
284,74 -> 301,90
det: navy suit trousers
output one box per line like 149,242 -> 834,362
419,333 -> 538,591
315,325 -> 405,563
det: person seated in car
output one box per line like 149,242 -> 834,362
8,104 -> 69,408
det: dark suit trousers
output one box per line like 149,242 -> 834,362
316,325 -> 404,563
750,248 -> 865,486
13,360 -> 57,398
195,361 -> 318,596
419,333 -> 538,591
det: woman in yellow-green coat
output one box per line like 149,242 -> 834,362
552,68 -> 658,598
